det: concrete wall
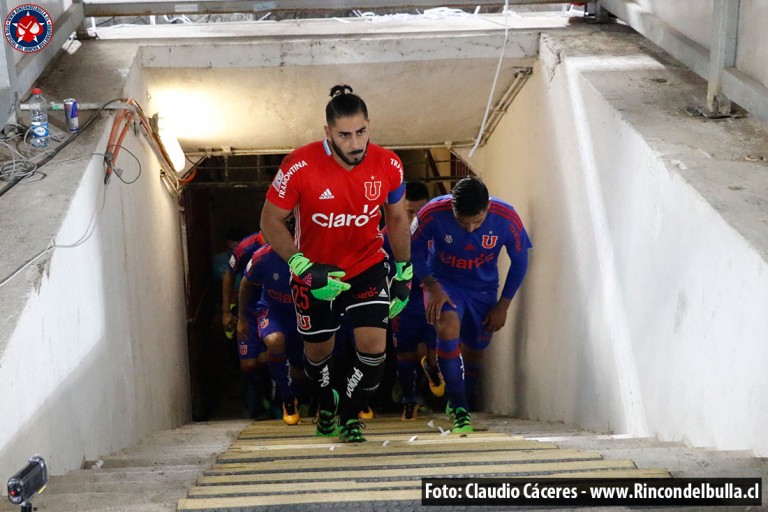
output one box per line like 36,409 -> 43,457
460,31 -> 768,455
0,108 -> 191,478
604,1 -> 768,94
735,2 -> 768,90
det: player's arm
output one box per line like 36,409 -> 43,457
237,259 -> 262,340
260,201 -> 298,261
383,196 -> 410,263
383,193 -> 413,318
411,212 -> 455,325
483,234 -> 530,332
221,269 -> 236,330
260,200 -> 350,301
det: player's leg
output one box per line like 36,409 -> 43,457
458,291 -> 496,412
260,308 -> 306,425
460,346 -> 485,412
292,278 -> 342,437
392,312 -> 422,420
338,262 -> 389,442
285,325 -> 310,417
238,321 -> 269,419
432,284 -> 473,433
420,323 -> 444,398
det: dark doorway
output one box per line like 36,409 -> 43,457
181,153 -> 281,421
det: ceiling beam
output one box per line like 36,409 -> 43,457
83,0 -> 568,17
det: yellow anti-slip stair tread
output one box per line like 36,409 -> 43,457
198,459 -> 645,485
231,431 -> 506,447
179,468 -> 672,510
180,417 -> 673,510
208,448 -> 604,474
187,468 -> 671,498
221,437 -> 548,455
217,440 -> 556,460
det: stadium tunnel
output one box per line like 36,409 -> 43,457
3,9 -> 768,484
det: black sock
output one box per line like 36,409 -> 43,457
304,350 -> 336,413
339,350 -> 386,423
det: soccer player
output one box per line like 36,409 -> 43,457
224,231 -> 269,417
390,181 -> 443,420
239,232 -> 305,425
411,176 -> 531,433
222,231 -> 265,338
260,84 -> 412,443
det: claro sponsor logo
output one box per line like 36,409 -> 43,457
439,251 -> 496,269
312,204 -> 377,228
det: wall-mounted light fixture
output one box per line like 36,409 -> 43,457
150,113 -> 186,173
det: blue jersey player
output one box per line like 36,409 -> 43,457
240,241 -> 305,425
411,177 -> 531,433
226,231 -> 268,418
388,181 -> 443,420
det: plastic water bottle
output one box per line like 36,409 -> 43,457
28,88 -> 49,148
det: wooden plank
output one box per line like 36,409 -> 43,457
547,468 -> 671,479
232,431 -> 507,447
198,459 -> 641,485
188,468 -> 671,498
188,479 -> 422,497
208,448 -> 603,474
236,417 -> 490,439
179,489 -> 423,510
215,440 -> 558,461
222,436 -> 547,453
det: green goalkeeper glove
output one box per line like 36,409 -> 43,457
389,261 -> 413,318
288,252 -> 350,301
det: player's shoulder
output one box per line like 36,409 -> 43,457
252,243 -> 273,260
367,143 -> 402,170
488,198 -> 524,230
419,195 -> 453,217
235,231 -> 263,255
282,141 -> 324,166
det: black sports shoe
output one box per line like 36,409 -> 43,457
402,402 -> 420,421
282,398 -> 300,425
314,390 -> 339,437
338,418 -> 367,443
421,356 -> 445,397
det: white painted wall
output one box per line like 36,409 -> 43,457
631,0 -> 713,50
604,1 -> 768,96
461,33 -> 768,455
0,120 -> 190,479
734,2 -> 768,90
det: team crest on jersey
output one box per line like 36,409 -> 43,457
444,234 -> 453,244
364,180 -> 381,200
272,169 -> 284,191
273,273 -> 280,281
297,314 -> 311,330
482,235 -> 498,249
260,317 -> 269,329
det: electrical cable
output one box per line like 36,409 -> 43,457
0,98 -> 121,198
468,0 -> 510,158
96,144 -> 142,184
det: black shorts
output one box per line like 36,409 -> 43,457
291,260 -> 390,343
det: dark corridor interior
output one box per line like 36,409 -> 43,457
182,153 -> 279,421
181,149 -> 470,421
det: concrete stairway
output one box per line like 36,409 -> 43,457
0,420 -> 251,512
1,415 -> 765,512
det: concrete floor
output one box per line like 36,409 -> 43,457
1,414 -> 765,512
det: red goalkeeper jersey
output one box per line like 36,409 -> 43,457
266,140 -> 404,279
